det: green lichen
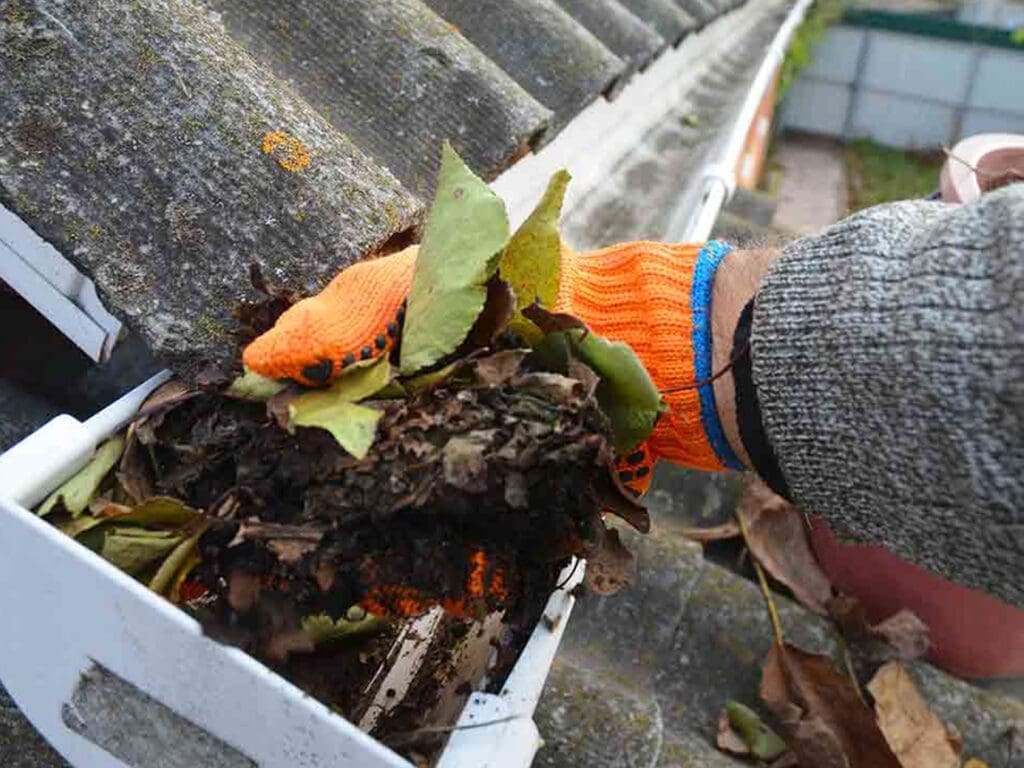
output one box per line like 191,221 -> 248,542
181,115 -> 204,140
196,313 -> 228,341
137,42 -> 159,70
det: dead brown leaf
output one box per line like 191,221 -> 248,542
442,433 -> 491,494
867,662 -> 959,768
592,459 -> 650,533
739,476 -> 832,615
522,303 -> 587,335
228,568 -> 261,613
584,527 -> 636,596
871,611 -> 930,661
567,359 -> 599,400
469,349 -> 528,387
829,596 -> 931,662
267,538 -> 320,566
511,372 -> 584,406
117,429 -> 155,504
464,276 -> 516,348
760,643 -> 901,768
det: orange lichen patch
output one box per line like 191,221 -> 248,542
261,130 -> 311,172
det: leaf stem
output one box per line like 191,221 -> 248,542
737,510 -> 784,647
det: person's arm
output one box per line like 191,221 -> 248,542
710,184 -> 1024,608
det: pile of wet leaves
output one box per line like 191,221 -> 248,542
33,144 -> 660,756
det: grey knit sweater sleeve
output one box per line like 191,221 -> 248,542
751,184 -> 1023,608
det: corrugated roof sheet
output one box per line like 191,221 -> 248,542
207,0 -> 551,199
554,0 -> 667,74
616,0 -> 698,45
422,0 -> 626,137
1,0 -> 745,376
0,0 -> 420,373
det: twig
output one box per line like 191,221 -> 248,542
736,510 -> 784,646
660,339 -> 750,395
835,632 -> 867,706
384,714 -> 524,748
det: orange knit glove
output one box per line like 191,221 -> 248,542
243,240 -> 744,494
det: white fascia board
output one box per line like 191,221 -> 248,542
0,202 -> 122,361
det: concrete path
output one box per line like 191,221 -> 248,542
771,133 -> 848,235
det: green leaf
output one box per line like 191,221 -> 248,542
226,367 -> 287,401
567,329 -> 662,453
500,169 -> 569,310
400,142 -> 509,374
301,608 -> 387,645
725,701 -> 787,761
37,437 -> 125,518
288,357 -> 391,457
99,527 -> 183,576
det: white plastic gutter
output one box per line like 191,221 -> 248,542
667,0 -> 816,242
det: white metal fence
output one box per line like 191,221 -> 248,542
780,19 -> 1024,149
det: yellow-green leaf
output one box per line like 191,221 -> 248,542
99,527 -> 183,575
37,437 -> 125,518
288,357 -> 391,458
226,367 -> 287,401
400,142 -> 509,374
149,527 -> 206,596
500,169 -> 569,310
301,608 -> 387,645
291,402 -> 381,459
114,496 -> 201,527
725,701 -> 787,761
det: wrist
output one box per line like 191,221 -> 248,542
710,247 -> 780,469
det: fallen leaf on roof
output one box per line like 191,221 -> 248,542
867,662 -> 960,768
717,707 -> 751,756
400,141 -> 509,374
872,610 -> 931,661
829,595 -> 931,661
681,519 -> 741,542
760,642 -> 901,768
36,436 -> 124,518
720,700 -> 788,761
739,475 -> 833,615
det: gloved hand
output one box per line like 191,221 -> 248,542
243,240 -> 743,499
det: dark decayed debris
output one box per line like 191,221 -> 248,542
136,347 -> 645,661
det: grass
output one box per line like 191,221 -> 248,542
843,138 -> 944,213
